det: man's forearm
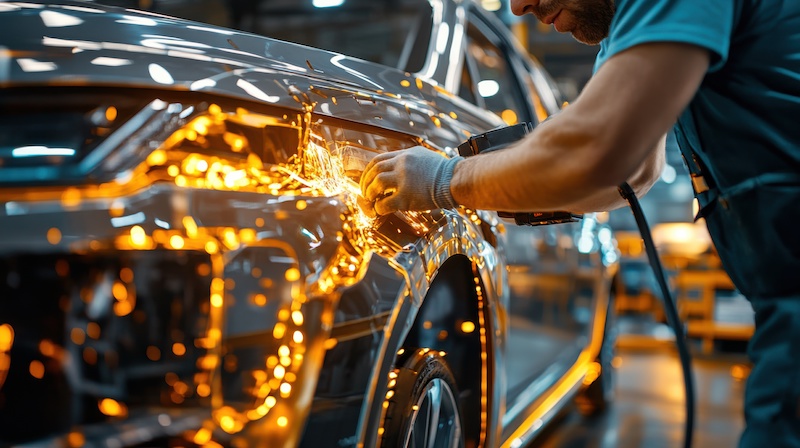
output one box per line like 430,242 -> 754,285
554,135 -> 666,212
450,125 -> 665,213
449,111 -> 638,212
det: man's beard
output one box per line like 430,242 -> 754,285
571,0 -> 615,45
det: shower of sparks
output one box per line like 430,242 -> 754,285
296,135 -> 377,233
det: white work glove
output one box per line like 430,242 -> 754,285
359,146 -> 463,216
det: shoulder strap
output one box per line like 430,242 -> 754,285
673,109 -> 721,220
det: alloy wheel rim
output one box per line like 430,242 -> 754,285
405,378 -> 462,448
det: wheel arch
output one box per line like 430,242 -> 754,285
401,254 -> 497,448
363,211 -> 508,448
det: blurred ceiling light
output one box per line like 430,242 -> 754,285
313,0 -> 345,7
91,57 -> 132,67
598,227 -> 613,244
17,58 -> 57,72
12,146 -> 76,158
660,164 -> 677,184
148,63 -> 174,85
578,235 -> 594,254
481,0 -> 502,11
477,79 -> 500,97
40,10 -> 83,27
436,22 -> 450,53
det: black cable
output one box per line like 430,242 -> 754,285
618,182 -> 695,448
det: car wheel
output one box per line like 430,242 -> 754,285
381,349 -> 465,448
578,297 -> 617,415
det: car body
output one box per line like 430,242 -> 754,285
0,1 -> 619,447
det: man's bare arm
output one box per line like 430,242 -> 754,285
449,43 -> 708,213
563,134 -> 666,213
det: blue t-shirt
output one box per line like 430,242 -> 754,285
594,0 -> 800,190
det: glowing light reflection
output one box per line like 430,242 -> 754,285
39,10 -> 83,27
11,146 -> 75,158
477,80 -> 500,98
313,0 -> 344,6
16,57 -> 57,73
436,22 -> 450,54
116,15 -> 157,26
110,212 -> 146,228
0,324 -> 13,389
236,79 -> 279,103
91,56 -> 132,67
148,63 -> 174,85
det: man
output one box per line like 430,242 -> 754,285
360,0 -> 800,445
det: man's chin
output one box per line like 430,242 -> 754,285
571,29 -> 606,45
573,35 -> 604,45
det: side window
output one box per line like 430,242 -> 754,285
524,56 -> 564,119
521,67 -> 552,123
458,55 -> 479,106
460,19 -> 528,126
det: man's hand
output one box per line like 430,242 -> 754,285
359,146 -> 463,216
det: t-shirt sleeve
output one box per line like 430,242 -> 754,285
595,0 -> 735,73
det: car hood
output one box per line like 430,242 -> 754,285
0,1 -> 498,144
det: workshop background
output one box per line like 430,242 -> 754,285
82,0 -> 754,445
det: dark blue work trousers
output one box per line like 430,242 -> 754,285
739,297 -> 800,447
699,183 -> 800,447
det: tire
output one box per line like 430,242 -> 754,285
381,349 -> 465,448
577,297 -> 617,416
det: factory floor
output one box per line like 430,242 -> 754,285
532,317 -> 749,448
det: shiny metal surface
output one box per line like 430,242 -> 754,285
0,1 -> 498,149
408,378 -> 463,448
0,1 -> 617,447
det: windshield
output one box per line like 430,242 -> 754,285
238,0 -> 433,72
0,90 -> 151,184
